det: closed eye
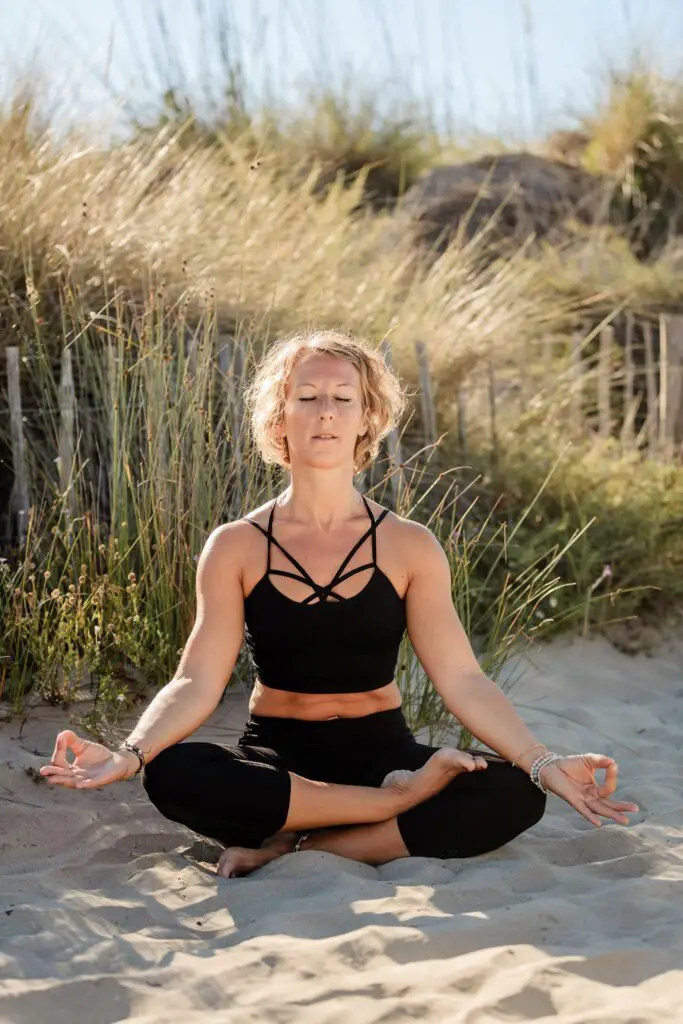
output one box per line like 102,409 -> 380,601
299,397 -> 352,402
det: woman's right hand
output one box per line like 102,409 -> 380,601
39,730 -> 140,789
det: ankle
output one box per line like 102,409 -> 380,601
294,831 -> 313,852
384,783 -> 412,815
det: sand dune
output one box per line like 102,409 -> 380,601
1,634 -> 682,1023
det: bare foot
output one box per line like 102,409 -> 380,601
382,748 -> 488,810
216,832 -> 298,879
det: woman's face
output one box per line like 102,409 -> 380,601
278,352 -> 368,470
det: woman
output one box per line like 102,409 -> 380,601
40,331 -> 638,878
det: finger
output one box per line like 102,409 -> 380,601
573,801 -> 603,828
587,798 -> 635,826
602,798 -> 640,812
464,755 -> 488,771
42,772 -> 80,789
40,764 -> 88,780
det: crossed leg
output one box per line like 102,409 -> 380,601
219,750 -> 547,876
144,740 -> 546,878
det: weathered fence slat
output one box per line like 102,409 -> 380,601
571,333 -> 584,432
456,382 -> 467,456
620,312 -> 635,445
643,321 -> 658,450
658,313 -> 668,454
542,337 -> 554,376
662,313 -> 683,456
487,360 -> 498,467
217,333 -> 245,473
598,327 -> 613,439
185,327 -> 199,379
414,340 -> 437,447
58,347 -> 76,521
104,344 -> 117,523
379,340 -> 404,508
6,347 -> 29,546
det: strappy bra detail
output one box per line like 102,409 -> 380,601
241,495 -> 407,694
244,494 -> 390,605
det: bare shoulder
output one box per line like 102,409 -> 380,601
373,505 -> 446,580
198,504 -> 271,570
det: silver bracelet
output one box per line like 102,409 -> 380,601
529,751 -> 562,793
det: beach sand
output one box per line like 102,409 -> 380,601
1,634 -> 682,1023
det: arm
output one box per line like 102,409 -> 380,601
403,524 -> 639,828
124,522 -> 247,765
41,521 -> 248,788
404,523 -> 547,774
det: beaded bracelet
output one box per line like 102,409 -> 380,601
119,740 -> 146,777
529,751 -> 563,793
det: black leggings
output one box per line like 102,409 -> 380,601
142,708 -> 546,859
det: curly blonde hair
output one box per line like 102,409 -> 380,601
243,330 -> 408,473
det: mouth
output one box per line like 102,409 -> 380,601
312,434 -> 338,440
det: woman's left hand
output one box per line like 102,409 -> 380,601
538,753 -> 639,827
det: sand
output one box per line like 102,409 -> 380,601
1,634 -> 682,1023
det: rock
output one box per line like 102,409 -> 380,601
398,151 -> 609,257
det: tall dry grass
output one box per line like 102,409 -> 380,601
2,34 -> 683,741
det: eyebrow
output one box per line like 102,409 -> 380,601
295,382 -> 354,387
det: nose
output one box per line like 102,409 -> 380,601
317,396 -> 336,418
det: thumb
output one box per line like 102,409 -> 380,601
580,753 -> 618,797
583,753 -> 616,767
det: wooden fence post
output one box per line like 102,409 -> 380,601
658,313 -> 668,455
414,340 -> 437,447
598,326 -> 613,439
661,313 -> 683,457
456,382 -> 467,456
620,312 -> 636,446
104,343 -> 117,525
58,346 -> 76,523
185,327 -> 199,380
517,338 -> 530,413
542,337 -> 554,377
6,347 -> 29,546
217,333 -> 245,476
487,360 -> 498,468
379,340 -> 404,509
570,333 -> 584,433
642,321 -> 658,452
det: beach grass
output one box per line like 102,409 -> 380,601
1,6 -> 683,740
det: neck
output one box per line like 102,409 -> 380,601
279,470 -> 365,532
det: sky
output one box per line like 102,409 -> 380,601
1,0 -> 683,142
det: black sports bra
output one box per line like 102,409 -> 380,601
242,495 -> 407,693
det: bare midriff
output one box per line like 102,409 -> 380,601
248,678 -> 403,720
